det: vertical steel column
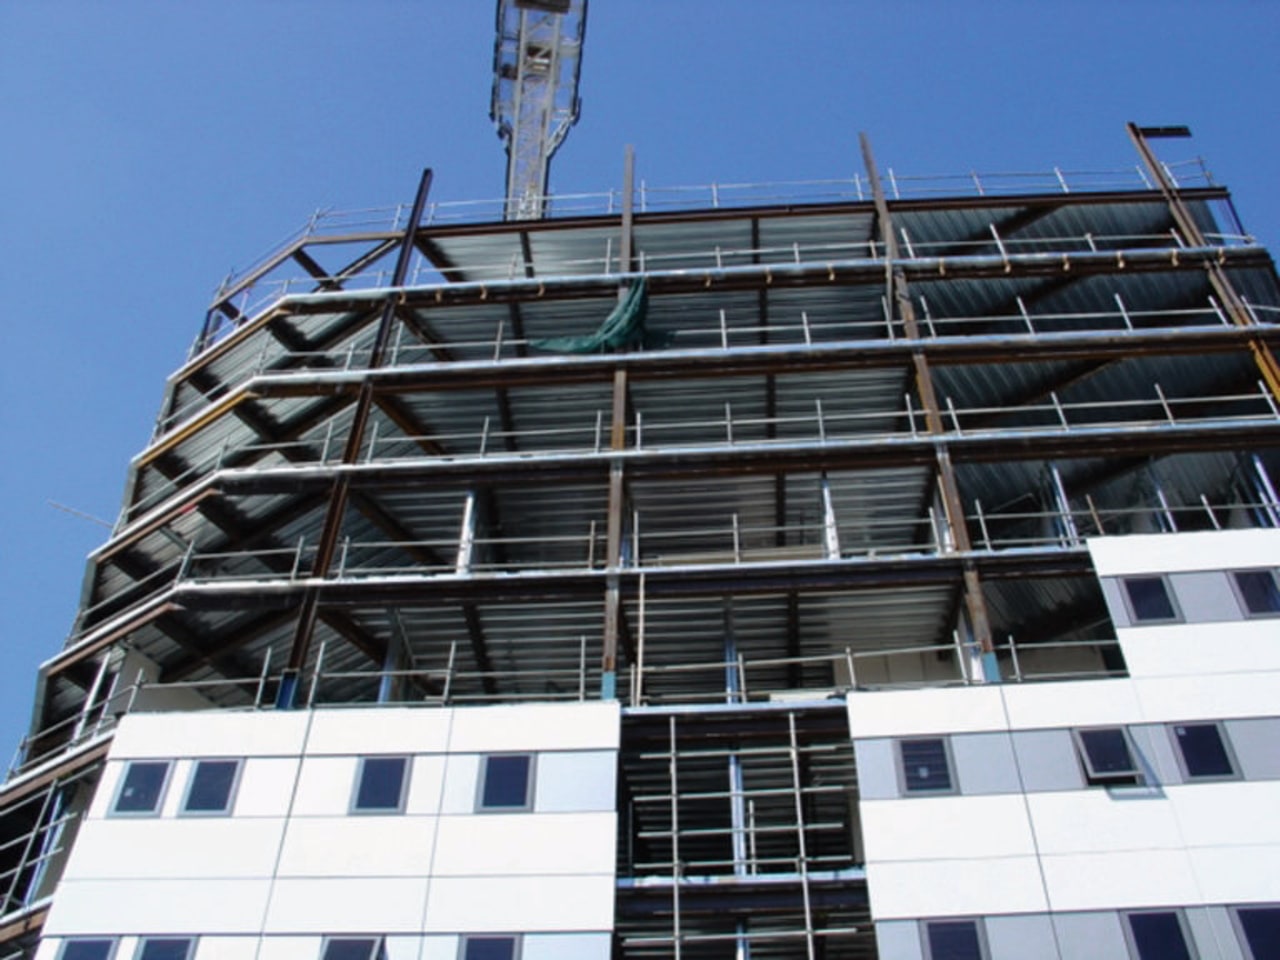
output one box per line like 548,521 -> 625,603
279,169 -> 434,707
860,133 -> 996,675
788,712 -> 816,960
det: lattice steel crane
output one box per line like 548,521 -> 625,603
490,0 -> 588,220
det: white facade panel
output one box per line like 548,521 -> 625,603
235,758 -> 302,818
1025,790 -> 1183,855
1088,528 -> 1280,576
402,756 -> 447,816
87,762 -> 124,820
431,812 -> 615,876
860,795 -> 1035,863
846,686 -> 1006,739
289,756 -> 359,817
1119,621 -> 1280,678
534,751 -> 617,812
275,816 -> 437,878
193,936 -> 259,960
866,857 -> 1048,919
438,753 -> 480,815
109,711 -> 310,760
1134,673 -> 1280,723
1039,849 -> 1199,911
1169,782 -> 1280,847
423,875 -> 614,932
447,702 -> 620,752
1186,844 -> 1280,904
263,877 -> 430,933
60,818 -> 285,880
1000,678 -> 1143,730
254,937 -> 319,960
304,707 -> 452,756
46,878 -> 272,934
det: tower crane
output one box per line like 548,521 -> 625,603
490,0 -> 588,220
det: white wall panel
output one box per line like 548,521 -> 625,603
1134,673 -> 1280,723
860,795 -> 1034,863
33,940 -> 60,960
423,875 -> 614,931
1000,678 -> 1142,730
192,936 -> 259,960
866,857 -> 1047,919
61,818 -> 285,880
846,687 -> 1005,739
87,761 -> 124,820
447,702 -> 620,752
46,878 -> 272,935
534,751 -> 617,812
403,756 -> 447,816
418,937 -> 460,960
431,812 -> 615,876
1088,529 -> 1280,576
1169,783 -> 1280,847
276,816 -> 436,877
1040,850 -> 1198,911
1120,622 -> 1280,679
1187,844 -> 1280,904
1026,791 -> 1182,855
289,757 -> 359,817
236,758 -> 302,818
438,753 -> 480,815
263,878 -> 429,933
305,708 -> 451,756
110,712 -> 309,760
254,937 -> 320,960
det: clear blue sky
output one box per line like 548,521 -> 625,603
2,1 -> 1278,757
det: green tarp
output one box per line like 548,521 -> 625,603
530,279 -> 648,353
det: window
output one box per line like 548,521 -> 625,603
60,941 -> 117,960
477,755 -> 535,811
1122,576 -> 1180,623
1074,727 -> 1142,785
181,759 -> 241,815
321,939 -> 386,960
922,919 -> 986,960
459,936 -> 520,960
111,761 -> 172,815
1172,722 -> 1236,780
351,757 -> 410,813
1233,570 -> 1280,617
898,738 -> 954,794
1124,911 -> 1195,960
1234,906 -> 1280,960
136,940 -> 195,960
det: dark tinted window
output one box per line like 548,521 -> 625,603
1237,906 -> 1280,959
113,762 -> 170,814
137,940 -> 194,960
321,940 -> 385,960
61,941 -> 115,960
1127,912 -> 1192,960
461,937 -> 517,960
1174,723 -> 1235,779
480,755 -> 533,809
900,739 -> 952,793
1077,728 -> 1140,783
1124,577 -> 1177,622
925,920 -> 983,960
1235,570 -> 1280,616
183,760 -> 240,814
353,757 -> 408,812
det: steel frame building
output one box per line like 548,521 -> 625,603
2,125 -> 1280,959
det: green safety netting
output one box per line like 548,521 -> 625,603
530,279 -> 649,353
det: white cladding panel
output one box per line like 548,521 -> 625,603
193,936 -> 259,960
1120,621 -> 1280,678
846,686 -> 1005,738
1169,782 -> 1280,847
402,756 -> 447,815
254,937 -> 321,960
1088,528 -> 1280,575
534,751 -> 617,812
109,711 -> 310,759
1040,849 -> 1200,911
275,817 -> 438,877
289,756 -> 359,817
235,758 -> 302,818
60,818 -> 285,879
860,795 -> 1035,862
1187,844 -> 1280,904
304,708 -> 452,756
1000,678 -> 1143,730
47,878 -> 272,934
447,701 -> 621,752
1134,673 -> 1280,723
263,877 -> 430,933
431,812 -> 616,876
423,875 -> 615,931
438,752 -> 481,815
867,857 -> 1048,919
1025,790 -> 1183,855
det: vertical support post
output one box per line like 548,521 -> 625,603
456,491 -> 478,574
788,713 -> 816,960
620,145 -> 636,276
601,366 -> 629,699
668,715 -> 683,960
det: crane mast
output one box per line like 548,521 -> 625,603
490,0 -> 588,220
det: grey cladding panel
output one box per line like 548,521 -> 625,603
1185,907 -> 1247,960
952,733 -> 1022,795
1053,912 -> 1130,960
1129,724 -> 1183,786
1169,571 -> 1244,623
1100,578 -> 1132,629
1011,729 -> 1085,792
874,921 -> 925,960
986,914 -> 1059,960
854,738 -> 901,800
1225,717 -> 1280,780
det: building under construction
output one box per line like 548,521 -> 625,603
3,7 -> 1280,960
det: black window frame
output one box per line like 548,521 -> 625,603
1232,904 -> 1280,960
350,756 -> 411,814
1123,909 -> 1197,960
59,940 -> 118,960
1170,721 -> 1238,781
135,939 -> 196,960
1073,727 -> 1144,786
920,918 -> 987,960
180,759 -> 243,816
1121,576 -> 1182,624
320,938 -> 387,960
897,737 -> 956,796
458,935 -> 521,960
110,760 -> 173,816
1230,569 -> 1280,618
476,754 -> 536,812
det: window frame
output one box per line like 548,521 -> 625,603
349,756 -> 411,815
1122,909 -> 1197,960
58,940 -> 118,960
134,939 -> 196,960
1073,727 -> 1144,786
1170,721 -> 1239,782
896,737 -> 956,796
1231,904 -> 1280,960
109,760 -> 173,817
1120,575 -> 1182,625
919,918 -> 988,960
475,754 -> 536,812
179,758 -> 243,817
1230,569 -> 1280,618
458,935 -> 521,960
320,938 -> 387,960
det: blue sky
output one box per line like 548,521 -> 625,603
2,0 -> 1278,756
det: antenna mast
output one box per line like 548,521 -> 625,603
490,0 -> 588,220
